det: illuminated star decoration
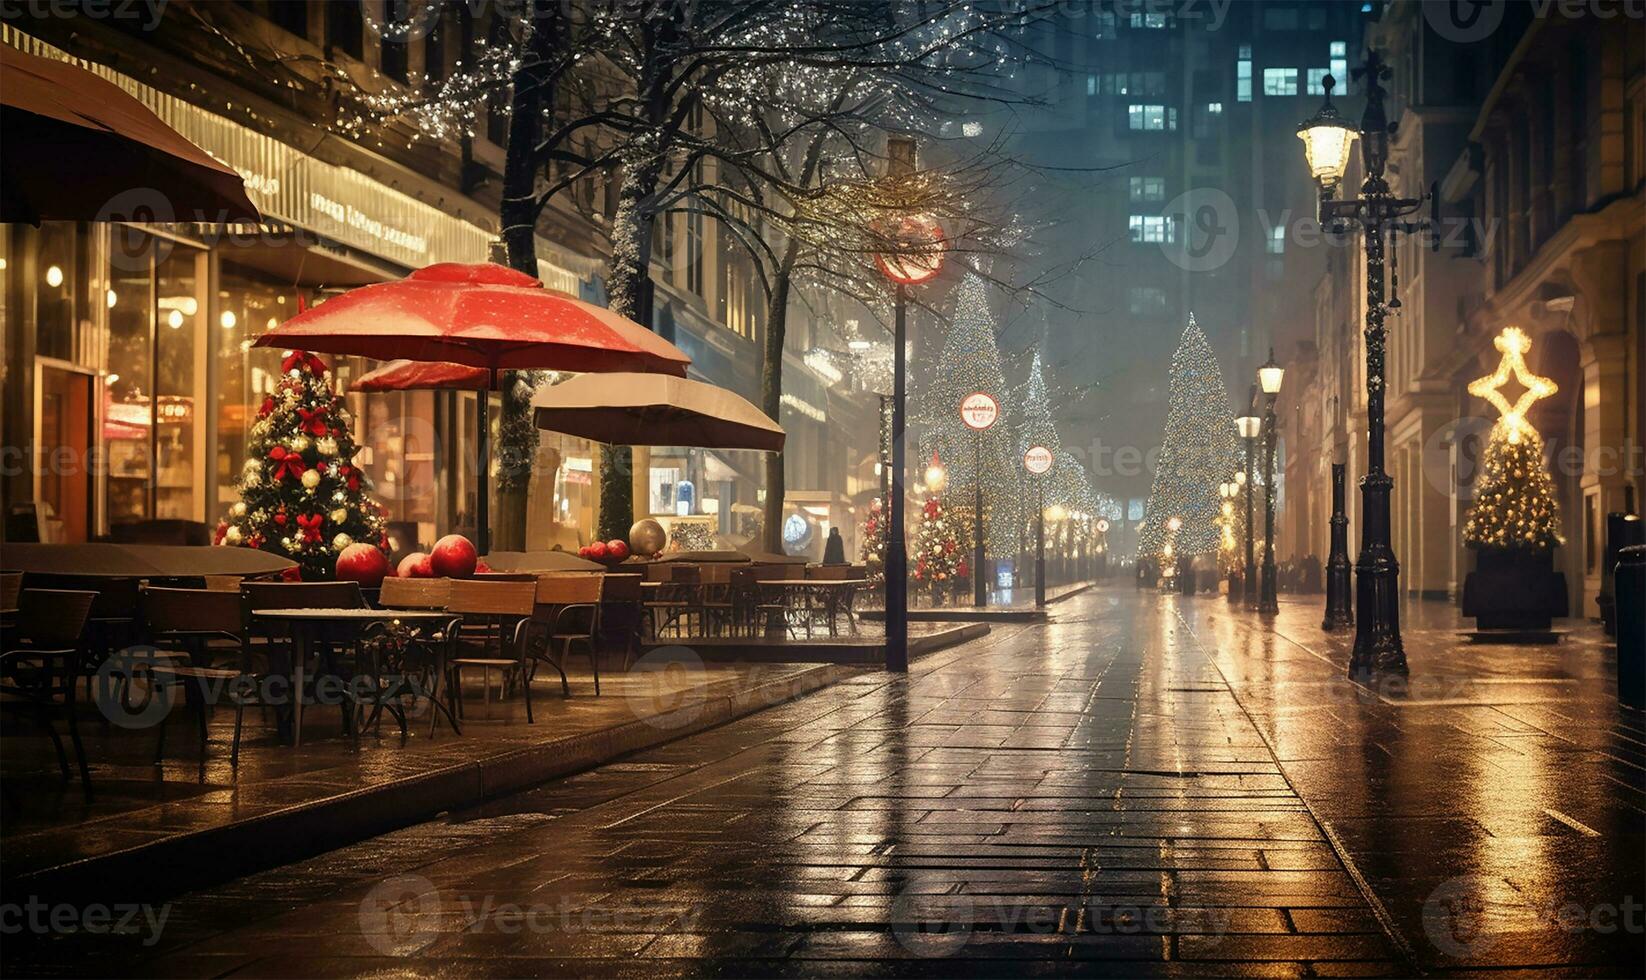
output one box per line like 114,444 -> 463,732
1467,326 -> 1557,444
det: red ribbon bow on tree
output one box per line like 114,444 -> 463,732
337,464 -> 362,491
267,446 -> 307,482
296,407 -> 329,436
281,350 -> 328,376
296,513 -> 324,544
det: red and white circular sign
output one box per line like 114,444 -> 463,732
1023,445 -> 1054,475
959,392 -> 999,431
1096,519 -> 1110,533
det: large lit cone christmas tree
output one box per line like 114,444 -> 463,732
911,486 -> 966,605
215,350 -> 389,581
1136,314 -> 1239,581
1460,327 -> 1568,631
916,273 -> 1021,558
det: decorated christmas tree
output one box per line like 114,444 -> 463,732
1463,327 -> 1562,552
216,350 -> 389,580
915,273 -> 1021,557
1137,314 -> 1239,562
911,490 -> 966,601
860,497 -> 887,589
1017,350 -> 1121,522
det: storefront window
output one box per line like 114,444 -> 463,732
154,245 -> 204,519
215,261 -> 295,513
104,231 -> 154,526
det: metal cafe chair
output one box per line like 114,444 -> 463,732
530,574 -> 605,695
0,589 -> 97,794
597,573 -> 645,670
446,579 -> 539,722
140,587 -> 257,766
373,577 -> 462,737
643,563 -> 702,639
240,580 -> 367,740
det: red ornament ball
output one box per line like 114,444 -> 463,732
335,543 -> 391,589
430,533 -> 479,578
606,539 -> 630,561
587,540 -> 609,560
397,552 -> 434,579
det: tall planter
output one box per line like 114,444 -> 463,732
1462,546 -> 1568,631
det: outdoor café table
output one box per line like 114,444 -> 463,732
755,579 -> 868,637
251,608 -> 451,746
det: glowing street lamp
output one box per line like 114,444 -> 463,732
875,194 -> 946,673
1235,389 -> 1261,609
1258,349 -> 1284,615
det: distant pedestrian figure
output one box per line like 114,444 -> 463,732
822,527 -> 846,565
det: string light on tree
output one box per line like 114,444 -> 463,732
1463,326 -> 1563,552
1137,314 -> 1240,563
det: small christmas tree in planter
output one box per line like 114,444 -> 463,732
216,350 -> 389,581
1461,328 -> 1569,633
860,497 -> 887,599
911,491 -> 965,606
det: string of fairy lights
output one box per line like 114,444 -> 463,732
1463,327 -> 1563,551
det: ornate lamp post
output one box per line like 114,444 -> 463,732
1024,445 -> 1053,606
1297,60 -> 1433,675
1322,462 -> 1354,629
875,213 -> 945,672
1235,390 -> 1262,610
1257,350 -> 1284,615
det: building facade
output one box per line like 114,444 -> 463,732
1283,0 -> 1645,619
2,2 -> 879,558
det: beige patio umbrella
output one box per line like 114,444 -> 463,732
531,373 -> 785,451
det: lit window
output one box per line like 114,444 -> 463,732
1087,74 -> 1096,96
1128,286 -> 1169,315
1129,176 -> 1166,202
1128,104 -> 1171,131
1263,68 -> 1298,96
1237,53 -> 1252,103
1130,12 -> 1166,28
1267,225 -> 1286,254
1330,57 -> 1348,90
1128,215 -> 1175,244
1307,68 -> 1329,95
1330,41 -> 1347,57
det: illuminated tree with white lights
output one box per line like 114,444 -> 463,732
1137,314 -> 1239,562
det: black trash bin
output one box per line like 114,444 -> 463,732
1617,544 -> 1645,709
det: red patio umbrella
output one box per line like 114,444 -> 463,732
257,262 -> 691,553
1,48 -> 259,223
352,359 -> 489,392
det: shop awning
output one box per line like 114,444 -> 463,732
0,47 -> 259,223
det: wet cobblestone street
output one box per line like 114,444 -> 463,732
5,587 -> 1641,977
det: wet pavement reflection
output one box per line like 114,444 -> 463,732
4,587 -> 1639,976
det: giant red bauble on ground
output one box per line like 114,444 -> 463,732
430,533 -> 478,578
335,543 -> 390,588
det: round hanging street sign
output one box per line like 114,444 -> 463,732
1023,445 -> 1054,475
959,392 -> 1000,431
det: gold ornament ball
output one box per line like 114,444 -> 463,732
301,468 -> 321,490
628,519 -> 667,557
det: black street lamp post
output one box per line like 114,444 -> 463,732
1236,387 -> 1261,611
1297,58 -> 1433,676
1323,462 -> 1354,630
1258,350 -> 1284,616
